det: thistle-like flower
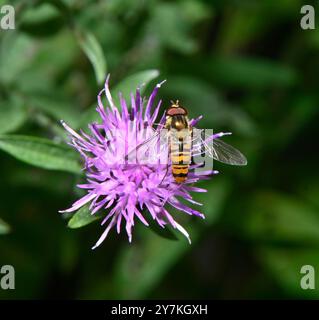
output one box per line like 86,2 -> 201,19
60,76 -> 219,249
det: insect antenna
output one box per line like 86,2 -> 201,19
170,100 -> 180,106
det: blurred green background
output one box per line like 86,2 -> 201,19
1,0 -> 319,299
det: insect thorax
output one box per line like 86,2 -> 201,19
166,115 -> 190,132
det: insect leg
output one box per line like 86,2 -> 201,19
159,163 -> 169,187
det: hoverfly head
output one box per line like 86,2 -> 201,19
166,100 -> 187,117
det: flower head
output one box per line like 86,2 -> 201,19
60,75 -> 219,249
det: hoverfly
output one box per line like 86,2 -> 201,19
125,100 -> 247,184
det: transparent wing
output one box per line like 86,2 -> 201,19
210,138 -> 247,165
193,131 -> 247,166
125,128 -> 169,165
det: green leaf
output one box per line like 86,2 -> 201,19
210,56 -> 298,90
0,218 -> 10,235
13,31 -> 78,94
27,93 -> 80,128
180,0 -> 211,23
75,29 -> 107,85
0,32 -> 35,84
150,3 -> 198,54
0,96 -> 27,134
244,191 -> 319,245
112,69 -> 160,106
0,135 -> 81,173
20,3 -> 64,38
21,3 -> 60,24
68,204 -> 101,229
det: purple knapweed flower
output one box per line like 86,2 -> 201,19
60,75 -> 220,249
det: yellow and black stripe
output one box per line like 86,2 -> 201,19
165,109 -> 192,184
170,136 -> 191,183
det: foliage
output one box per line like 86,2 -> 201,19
0,0 -> 318,299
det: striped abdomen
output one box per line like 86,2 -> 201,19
170,134 -> 191,183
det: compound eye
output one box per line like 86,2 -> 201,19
166,108 -> 174,116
